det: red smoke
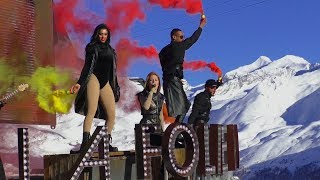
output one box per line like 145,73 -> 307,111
148,0 -> 203,14
105,0 -> 145,32
54,39 -> 84,73
184,60 -> 223,77
115,38 -> 158,73
53,0 -> 95,35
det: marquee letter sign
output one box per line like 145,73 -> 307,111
135,123 -> 239,179
67,126 -> 111,180
162,123 -> 199,177
135,124 -> 163,179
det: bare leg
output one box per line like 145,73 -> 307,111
83,74 -> 100,133
99,82 -> 116,134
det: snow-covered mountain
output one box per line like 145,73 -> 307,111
1,55 -> 320,179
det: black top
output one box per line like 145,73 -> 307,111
77,42 -> 114,89
188,90 -> 212,124
93,43 -> 113,88
137,90 -> 165,116
159,27 -> 202,79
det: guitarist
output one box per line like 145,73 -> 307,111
0,98 -> 5,110
0,84 -> 28,110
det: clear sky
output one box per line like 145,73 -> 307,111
85,0 -> 320,86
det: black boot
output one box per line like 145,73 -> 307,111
70,132 -> 90,154
108,134 -> 118,152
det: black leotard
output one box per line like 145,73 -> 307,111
93,43 -> 113,89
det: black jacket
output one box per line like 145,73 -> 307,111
159,27 -> 202,79
75,42 -> 120,119
137,90 -> 165,124
188,90 -> 212,124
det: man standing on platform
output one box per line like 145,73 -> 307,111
188,78 -> 222,127
159,15 -> 207,123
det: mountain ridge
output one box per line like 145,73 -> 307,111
0,55 -> 319,178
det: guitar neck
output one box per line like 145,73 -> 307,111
2,89 -> 19,102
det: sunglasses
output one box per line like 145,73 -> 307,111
179,35 -> 184,39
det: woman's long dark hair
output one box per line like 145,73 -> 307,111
89,23 -> 111,44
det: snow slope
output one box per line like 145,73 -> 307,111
1,55 -> 319,179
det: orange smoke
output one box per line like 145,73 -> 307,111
184,60 -> 223,77
148,0 -> 203,14
115,38 -> 158,73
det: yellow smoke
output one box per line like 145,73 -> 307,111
1,57 -> 76,114
29,67 -> 75,114
0,59 -> 29,94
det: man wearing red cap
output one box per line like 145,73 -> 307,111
188,79 -> 222,126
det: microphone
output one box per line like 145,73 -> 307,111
152,84 -> 156,87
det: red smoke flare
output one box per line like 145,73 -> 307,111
105,0 -> 145,32
148,0 -> 203,14
53,0 -> 96,35
115,38 -> 158,73
184,60 -> 223,77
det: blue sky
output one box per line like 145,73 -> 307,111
85,0 -> 320,86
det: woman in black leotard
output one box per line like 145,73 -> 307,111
70,24 -> 120,153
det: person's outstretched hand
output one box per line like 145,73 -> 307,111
200,15 -> 207,28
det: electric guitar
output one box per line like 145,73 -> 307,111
0,84 -> 29,110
